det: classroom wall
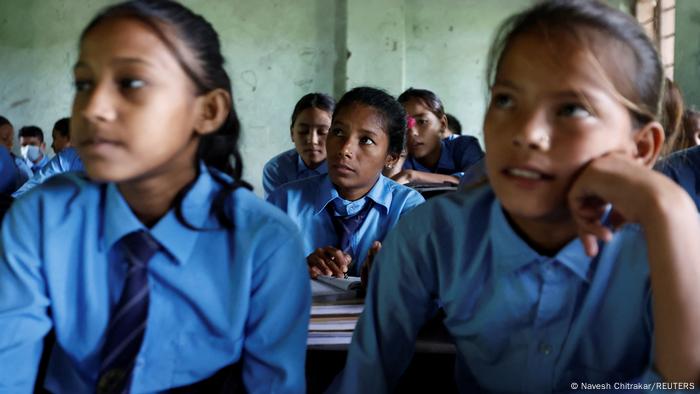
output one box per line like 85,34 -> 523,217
675,0 -> 700,109
1,0 -> 698,195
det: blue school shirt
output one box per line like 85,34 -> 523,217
403,135 -> 484,179
0,147 -> 18,194
656,145 -> 700,210
267,174 -> 424,276
27,154 -> 50,174
12,154 -> 32,188
0,164 -> 310,393
13,147 -> 85,198
262,148 -> 328,196
335,185 -> 661,393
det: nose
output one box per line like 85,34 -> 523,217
309,131 -> 320,145
337,137 -> 354,158
80,82 -> 117,124
512,110 -> 550,151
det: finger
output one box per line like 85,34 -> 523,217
309,255 -> 333,276
309,266 -> 322,279
322,248 -> 346,277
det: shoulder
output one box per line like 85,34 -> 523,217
267,173 -> 323,206
231,186 -> 301,237
263,149 -> 297,174
380,176 -> 425,205
396,184 -> 493,235
20,172 -> 98,204
657,146 -> 700,179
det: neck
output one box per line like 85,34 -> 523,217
335,176 -> 379,201
505,210 -> 579,257
418,142 -> 441,170
303,157 -> 322,171
118,147 -> 199,228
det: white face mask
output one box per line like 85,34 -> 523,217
20,145 -> 42,162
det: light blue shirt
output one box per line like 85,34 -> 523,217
27,154 -> 50,174
336,185 -> 661,393
262,148 -> 328,196
13,147 -> 84,198
0,164 -> 310,393
12,154 -> 32,188
657,146 -> 700,211
403,135 -> 484,179
267,174 -> 424,276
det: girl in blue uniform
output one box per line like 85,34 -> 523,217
268,87 -> 425,280
336,1 -> 700,392
0,1 -> 309,393
391,88 -> 484,185
262,93 -> 335,196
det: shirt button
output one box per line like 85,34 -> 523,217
539,342 -> 552,355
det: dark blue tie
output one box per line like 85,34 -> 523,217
326,199 -> 375,262
98,230 -> 160,394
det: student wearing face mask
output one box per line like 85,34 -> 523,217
18,126 -> 50,174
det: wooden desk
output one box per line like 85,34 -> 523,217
306,279 -> 458,393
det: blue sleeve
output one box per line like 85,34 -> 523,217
242,226 -> 310,393
333,212 -> 436,393
0,194 -> 52,393
12,153 -> 69,198
262,159 -> 285,197
452,136 -> 484,177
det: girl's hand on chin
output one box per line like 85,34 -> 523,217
567,152 -> 672,257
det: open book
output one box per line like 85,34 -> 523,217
316,275 -> 362,291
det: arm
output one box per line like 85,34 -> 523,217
262,161 -> 286,197
242,233 -> 310,394
0,196 -> 52,392
334,220 -> 436,392
568,154 -> 700,383
391,169 -> 458,185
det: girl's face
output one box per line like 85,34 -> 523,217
291,107 -> 331,169
484,31 -> 637,228
403,98 -> 445,159
72,17 -> 201,183
326,103 -> 395,200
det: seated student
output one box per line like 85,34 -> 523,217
51,117 -> 72,154
268,87 -> 425,279
0,116 -> 33,187
0,147 -> 18,222
18,125 -> 50,173
12,146 -> 84,198
657,145 -> 700,210
443,113 -> 462,139
682,109 -> 700,148
335,1 -> 700,392
0,1 -> 309,393
392,88 -> 484,185
262,93 -> 335,196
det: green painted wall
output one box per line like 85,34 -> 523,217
2,0 -> 697,194
675,0 -> 700,109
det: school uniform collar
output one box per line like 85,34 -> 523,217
489,198 -> 592,283
313,174 -> 391,215
102,162 -> 217,265
407,140 -> 451,173
296,152 -> 328,176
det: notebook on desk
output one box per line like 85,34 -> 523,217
405,182 -> 458,199
311,276 -> 362,302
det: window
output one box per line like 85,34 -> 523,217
635,0 -> 675,78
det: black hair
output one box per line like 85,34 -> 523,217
81,0 -> 250,229
290,93 -> 335,129
397,88 -> 446,120
333,87 -> 406,156
0,116 -> 10,128
53,118 -> 71,139
18,126 -> 44,142
445,113 -> 462,135
486,0 -> 663,128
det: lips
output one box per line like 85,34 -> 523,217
331,162 -> 355,174
502,166 -> 554,181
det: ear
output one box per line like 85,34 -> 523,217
632,121 -> 664,167
193,88 -> 231,135
290,127 -> 295,143
384,151 -> 400,169
439,114 -> 448,133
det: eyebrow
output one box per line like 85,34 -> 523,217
333,121 -> 382,137
492,79 -> 522,92
73,57 -> 154,71
297,122 -> 331,127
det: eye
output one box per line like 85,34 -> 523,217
492,93 -> 514,109
417,119 -> 429,126
296,128 -> 310,135
74,80 -> 93,92
318,127 -> 330,135
359,136 -> 375,145
118,78 -> 146,90
557,103 -> 591,118
331,127 -> 344,137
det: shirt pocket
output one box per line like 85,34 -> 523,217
172,331 -> 244,385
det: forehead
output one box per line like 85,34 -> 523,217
78,17 -> 183,73
402,98 -> 434,117
501,28 -> 638,97
334,103 -> 386,133
20,136 -> 41,142
295,107 -> 332,124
